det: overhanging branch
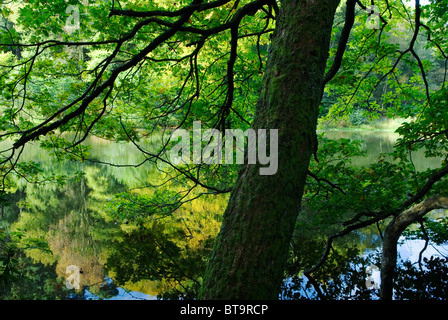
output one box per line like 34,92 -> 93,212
304,164 -> 448,297
323,0 -> 356,86
380,195 -> 448,300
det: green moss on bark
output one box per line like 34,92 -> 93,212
200,0 -> 340,300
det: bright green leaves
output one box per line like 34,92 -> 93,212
0,0 -> 275,201
321,0 -> 443,127
13,0 -> 120,42
7,228 -> 51,253
39,136 -> 91,163
404,216 -> 448,246
3,157 -> 72,188
304,128 -> 445,230
395,86 -> 448,159
107,188 -> 184,223
421,0 -> 448,59
17,0 -> 70,40
315,1 -> 448,239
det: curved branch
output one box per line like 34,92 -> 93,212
8,0 -> 271,153
119,119 -> 232,195
304,164 -> 448,294
323,0 -> 356,85
380,195 -> 448,300
11,0 -> 202,150
109,0 -> 232,18
307,169 -> 346,195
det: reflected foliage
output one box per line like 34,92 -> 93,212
395,256 -> 448,300
105,221 -> 210,300
0,0 -> 448,301
1,132 -> 448,300
1,141 -> 224,299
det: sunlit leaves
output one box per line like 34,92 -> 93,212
39,136 -> 91,163
395,86 -> 448,158
321,0 -> 443,127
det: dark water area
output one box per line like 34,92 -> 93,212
1,130 -> 447,300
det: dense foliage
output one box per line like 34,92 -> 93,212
0,0 -> 447,299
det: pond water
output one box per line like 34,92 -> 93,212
323,129 -> 444,170
1,129 -> 447,300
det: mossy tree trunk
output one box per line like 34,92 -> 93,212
200,0 -> 340,300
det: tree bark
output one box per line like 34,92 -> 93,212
200,0 -> 340,299
380,196 -> 448,300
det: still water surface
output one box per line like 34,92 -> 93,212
1,130 -> 447,299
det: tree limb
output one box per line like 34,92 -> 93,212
11,1 -> 203,150
323,0 -> 356,86
304,164 -> 448,295
380,195 -> 448,300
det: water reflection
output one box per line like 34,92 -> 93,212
1,135 -> 226,299
322,130 -> 443,170
1,130 -> 447,300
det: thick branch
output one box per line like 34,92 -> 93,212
380,195 -> 448,300
343,165 -> 448,227
12,1 -> 202,150
10,0 -> 271,150
305,164 -> 448,294
307,169 -> 346,195
323,0 -> 356,85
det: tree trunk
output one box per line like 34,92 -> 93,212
380,196 -> 448,300
200,0 -> 340,299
